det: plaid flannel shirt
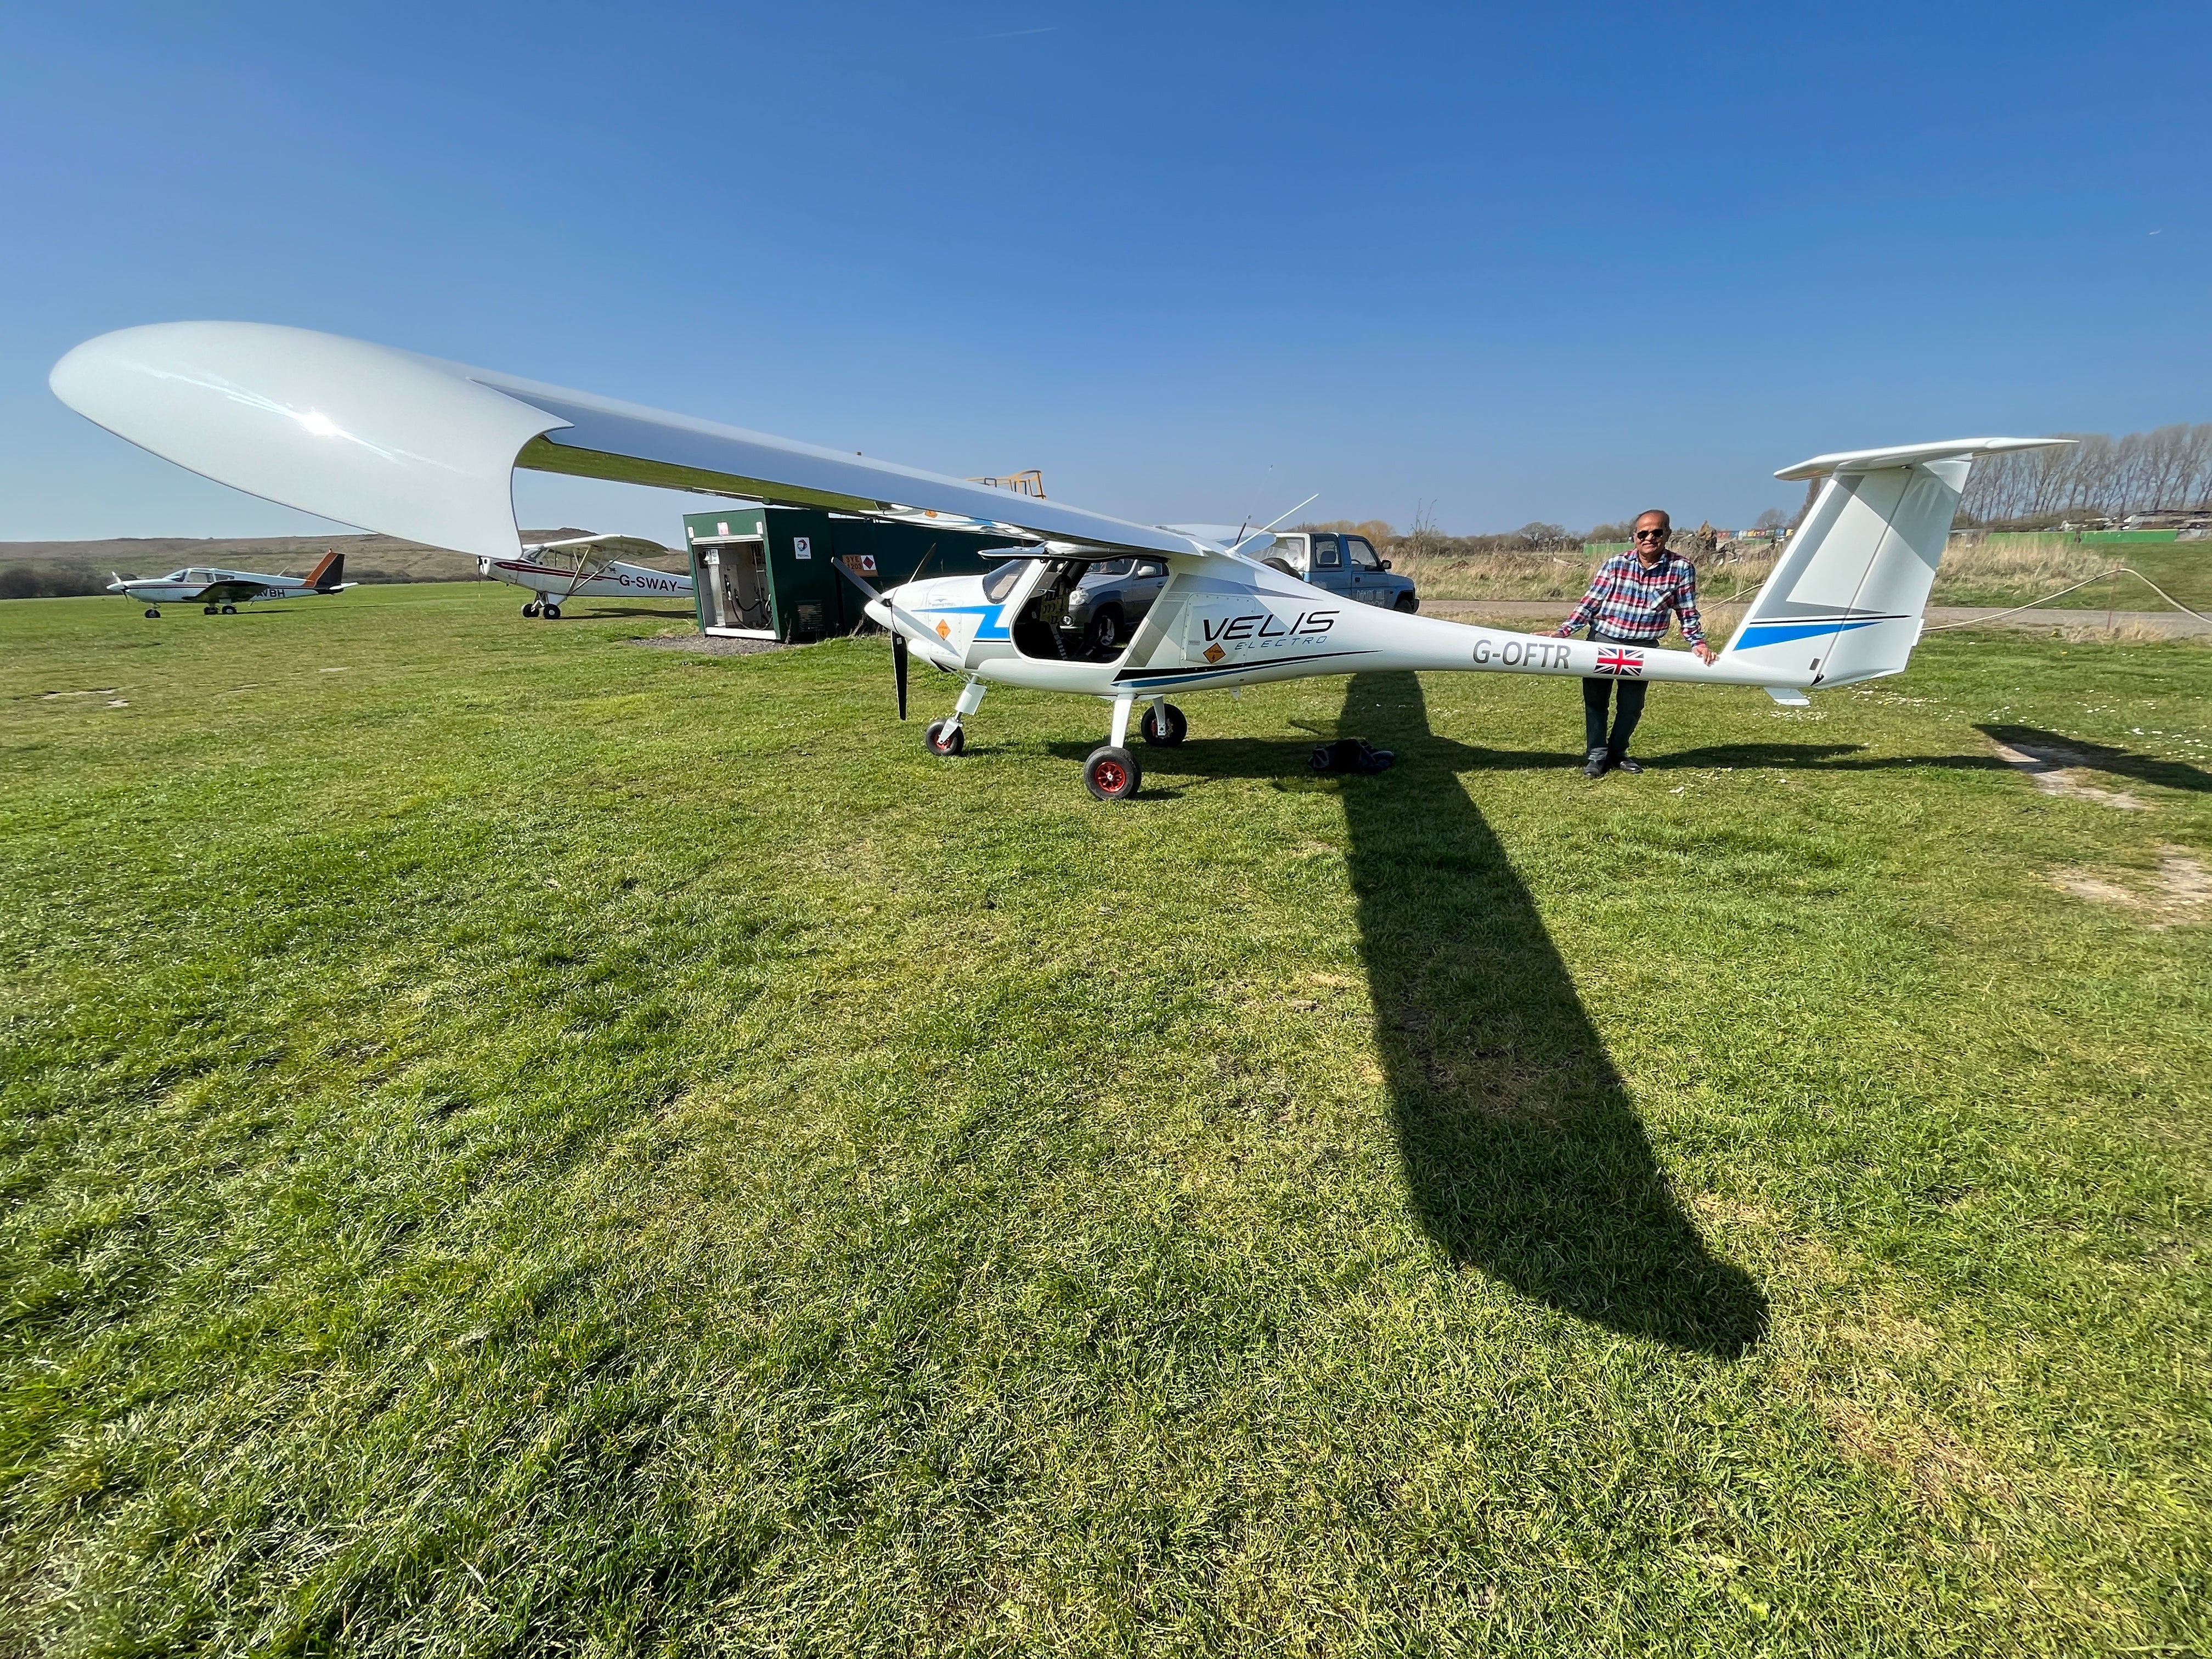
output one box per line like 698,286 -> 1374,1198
1554,550 -> 1706,648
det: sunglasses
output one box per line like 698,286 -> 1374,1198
1634,528 -> 1669,540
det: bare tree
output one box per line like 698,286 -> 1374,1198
1513,521 -> 1575,550
1961,422 -> 2212,525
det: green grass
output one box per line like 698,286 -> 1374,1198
2079,540 -> 2212,614
3,585 -> 2208,1655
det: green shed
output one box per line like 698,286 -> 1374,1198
684,506 -> 1020,642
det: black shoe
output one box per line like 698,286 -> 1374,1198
1582,752 -> 1609,779
1611,755 -> 1643,774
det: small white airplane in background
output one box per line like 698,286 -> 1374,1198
477,532 -> 693,618
52,322 -> 2067,797
106,548 -> 354,618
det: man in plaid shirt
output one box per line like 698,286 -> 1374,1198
1553,510 -> 1715,777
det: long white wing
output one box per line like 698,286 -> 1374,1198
50,322 -> 1198,560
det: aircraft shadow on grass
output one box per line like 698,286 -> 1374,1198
1051,679 -> 1769,1352
555,605 -> 701,621
1336,673 -> 1767,1357
1976,723 -> 2211,795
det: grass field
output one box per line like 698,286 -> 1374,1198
3,585 -> 2208,1655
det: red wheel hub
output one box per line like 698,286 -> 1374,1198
1094,760 -> 1126,793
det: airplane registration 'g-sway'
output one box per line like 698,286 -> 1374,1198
107,547 -> 354,617
52,322 -> 2068,798
477,532 -> 695,619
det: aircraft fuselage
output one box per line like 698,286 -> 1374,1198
877,557 -> 1795,702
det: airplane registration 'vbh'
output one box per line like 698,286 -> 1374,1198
106,548 -> 354,617
51,323 -> 2069,799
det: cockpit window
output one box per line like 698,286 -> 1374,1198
981,560 -> 1031,602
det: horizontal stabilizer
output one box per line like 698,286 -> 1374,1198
1775,436 -> 2072,481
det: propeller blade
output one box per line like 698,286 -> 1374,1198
894,631 -> 909,721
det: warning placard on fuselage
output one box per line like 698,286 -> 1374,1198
1184,600 -> 1344,668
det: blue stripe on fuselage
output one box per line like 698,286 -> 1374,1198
1734,616 -> 1899,649
918,603 -> 1009,640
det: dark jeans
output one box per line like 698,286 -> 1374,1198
1581,634 -> 1649,757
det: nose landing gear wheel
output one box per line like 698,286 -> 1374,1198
1084,745 -> 1141,801
521,602 -> 540,617
1139,703 -> 1187,747
144,608 -> 160,619
924,720 -> 964,756
541,603 -> 562,619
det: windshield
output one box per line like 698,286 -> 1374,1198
981,560 -> 1031,602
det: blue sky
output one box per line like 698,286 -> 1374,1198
2,1 -> 2205,541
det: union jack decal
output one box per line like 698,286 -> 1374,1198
1595,647 -> 1644,676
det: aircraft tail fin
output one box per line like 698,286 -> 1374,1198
306,549 -> 345,590
1717,437 -> 2072,688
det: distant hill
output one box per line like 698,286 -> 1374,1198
0,529 -> 679,599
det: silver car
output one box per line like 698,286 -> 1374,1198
1060,556 -> 1170,654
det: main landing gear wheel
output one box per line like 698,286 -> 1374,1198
924,720 -> 965,757
203,606 -> 218,614
541,603 -> 562,620
1084,745 -> 1141,802
521,601 -> 540,617
220,604 -> 238,614
1139,703 -> 1187,747
143,608 -> 160,619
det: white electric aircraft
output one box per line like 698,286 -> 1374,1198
478,532 -> 693,618
52,322 -> 2065,798
106,547 -> 354,617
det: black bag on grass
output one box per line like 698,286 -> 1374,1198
1308,738 -> 1396,775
